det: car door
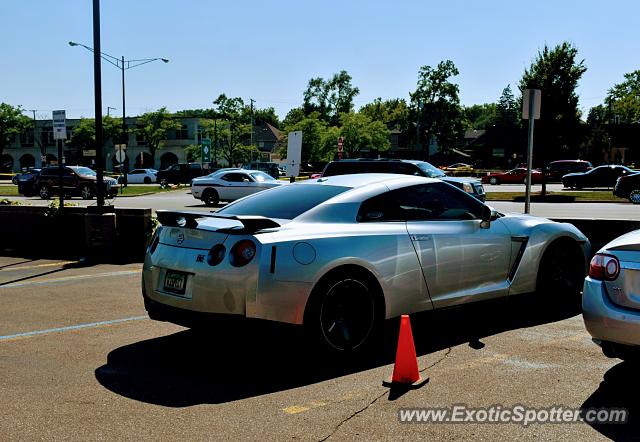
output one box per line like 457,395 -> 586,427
399,183 -> 512,308
128,169 -> 142,183
63,168 -> 77,192
218,172 -> 250,200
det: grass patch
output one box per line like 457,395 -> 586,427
486,191 -> 627,202
0,184 -> 181,197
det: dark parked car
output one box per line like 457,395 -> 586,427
562,165 -> 637,189
156,163 -> 209,186
15,168 -> 42,196
34,166 -> 118,199
320,159 -> 485,201
546,160 -> 592,182
614,172 -> 640,203
242,162 -> 280,179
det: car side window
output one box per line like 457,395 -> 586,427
358,183 -> 484,222
221,173 -> 248,182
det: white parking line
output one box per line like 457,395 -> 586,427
0,316 -> 148,342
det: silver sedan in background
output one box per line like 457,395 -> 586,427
583,230 -> 640,361
144,174 -> 589,354
191,168 -> 282,206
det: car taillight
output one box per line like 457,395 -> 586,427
149,232 -> 160,254
589,253 -> 620,281
207,244 -> 226,266
230,240 -> 256,267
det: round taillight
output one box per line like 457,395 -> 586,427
230,240 -> 256,267
207,244 -> 226,266
589,253 -> 620,281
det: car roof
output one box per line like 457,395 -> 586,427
299,173 -> 436,189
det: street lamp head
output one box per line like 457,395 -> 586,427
161,58 -> 169,63
68,41 -> 79,47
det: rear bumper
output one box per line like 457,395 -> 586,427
582,277 -> 640,347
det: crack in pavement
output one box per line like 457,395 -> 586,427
318,347 -> 453,441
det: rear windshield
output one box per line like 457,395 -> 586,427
217,184 -> 350,220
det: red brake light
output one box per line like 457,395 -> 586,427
589,254 -> 620,281
230,240 -> 256,267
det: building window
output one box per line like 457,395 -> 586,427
41,128 -> 55,146
136,125 -> 147,146
20,129 -> 35,147
176,124 -> 189,140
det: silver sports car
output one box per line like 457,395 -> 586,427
583,230 -> 640,360
143,174 -> 590,353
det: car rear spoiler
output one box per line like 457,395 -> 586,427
156,210 -> 281,234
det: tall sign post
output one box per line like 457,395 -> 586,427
52,110 -> 67,210
201,138 -> 212,165
286,131 -> 302,183
522,89 -> 541,214
337,136 -> 344,160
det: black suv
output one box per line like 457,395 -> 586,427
321,159 -> 485,201
156,163 -> 209,186
34,166 -> 118,199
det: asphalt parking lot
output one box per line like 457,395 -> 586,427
1,256 -> 638,441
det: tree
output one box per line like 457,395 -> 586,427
518,42 -> 587,162
0,103 -> 30,160
605,70 -> 640,124
136,107 -> 182,163
282,112 -> 329,162
410,60 -> 464,158
463,103 -> 497,130
360,98 -> 410,131
303,70 -> 360,125
339,112 -> 390,158
496,85 -> 519,127
67,116 -> 123,150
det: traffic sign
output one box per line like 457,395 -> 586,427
201,138 -> 212,163
522,89 -> 541,120
337,136 -> 344,153
115,144 -> 127,163
52,110 -> 66,140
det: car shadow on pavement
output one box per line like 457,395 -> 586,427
95,296 -> 579,408
582,362 -> 639,440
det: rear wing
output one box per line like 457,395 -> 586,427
156,210 -> 280,234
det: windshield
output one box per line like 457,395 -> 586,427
218,184 -> 350,220
417,162 -> 446,178
250,171 -> 276,182
74,167 -> 96,176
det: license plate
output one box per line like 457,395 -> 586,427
163,270 -> 188,295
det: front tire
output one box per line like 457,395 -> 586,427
304,270 -> 383,355
143,177 -> 151,184
629,189 -> 640,204
489,177 -> 499,185
202,188 -> 219,207
536,239 -> 585,309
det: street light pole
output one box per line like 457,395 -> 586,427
92,0 -> 105,209
121,55 -> 127,186
68,40 -> 169,187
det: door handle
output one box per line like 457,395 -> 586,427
411,234 -> 431,241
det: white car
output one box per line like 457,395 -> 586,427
191,168 -> 283,206
118,169 -> 158,184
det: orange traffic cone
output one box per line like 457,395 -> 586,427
383,315 -> 428,389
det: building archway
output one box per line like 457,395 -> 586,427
0,154 -> 14,172
19,154 -> 36,170
160,152 -> 179,170
135,152 -> 154,169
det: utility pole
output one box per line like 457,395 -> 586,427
30,110 -> 44,167
107,106 -> 116,116
93,0 -> 105,209
416,99 -> 424,160
250,98 -> 255,163
213,118 -> 218,168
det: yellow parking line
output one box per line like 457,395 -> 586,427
0,261 -> 77,272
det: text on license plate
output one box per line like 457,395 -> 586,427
163,270 -> 188,295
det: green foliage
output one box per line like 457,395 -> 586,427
282,112 -> 330,162
136,107 -> 182,160
303,70 -> 360,125
67,116 -> 123,151
605,70 -> 640,124
359,98 -> 410,131
0,198 -> 21,205
463,103 -> 497,130
496,85 -> 519,127
282,107 -> 306,127
518,42 -> 587,160
339,112 -> 390,158
44,199 -> 78,217
410,60 -> 464,154
0,103 -> 30,156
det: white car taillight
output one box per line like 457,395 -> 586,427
588,253 -> 620,281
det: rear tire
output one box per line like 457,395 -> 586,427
80,184 -> 93,200
202,188 -> 219,207
489,177 -> 498,185
38,185 -> 50,200
143,177 -> 151,184
304,269 -> 384,357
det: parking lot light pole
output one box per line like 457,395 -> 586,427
68,40 -> 169,186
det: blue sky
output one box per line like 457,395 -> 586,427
1,0 -> 638,120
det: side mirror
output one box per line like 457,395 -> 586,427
480,205 -> 492,229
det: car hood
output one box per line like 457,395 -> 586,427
562,172 -> 583,178
442,176 -> 481,184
